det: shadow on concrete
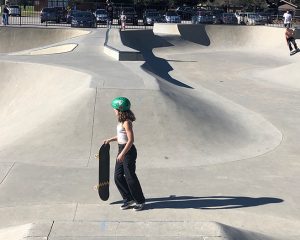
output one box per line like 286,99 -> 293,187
111,196 -> 283,210
120,30 -> 193,89
177,24 -> 211,46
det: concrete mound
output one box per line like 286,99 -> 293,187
0,27 -> 89,53
251,62 -> 300,89
0,61 -> 93,165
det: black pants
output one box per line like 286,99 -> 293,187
114,144 -> 145,204
287,37 -> 298,51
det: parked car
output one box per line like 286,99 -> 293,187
221,13 -> 238,24
191,10 -> 214,24
71,11 -> 97,28
8,5 -> 21,16
143,11 -> 163,25
118,7 -> 138,25
67,10 -> 80,24
176,6 -> 194,20
94,9 -> 108,23
212,9 -> 224,24
143,9 -> 158,18
163,10 -> 181,23
257,12 -> 273,24
40,7 -> 60,23
53,7 -> 67,22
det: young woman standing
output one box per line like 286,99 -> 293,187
104,97 -> 145,211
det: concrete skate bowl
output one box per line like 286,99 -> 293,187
0,61 -> 93,166
118,28 -> 283,168
0,27 -> 89,54
153,23 -> 300,52
152,24 -> 300,90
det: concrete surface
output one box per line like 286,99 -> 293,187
0,24 -> 300,239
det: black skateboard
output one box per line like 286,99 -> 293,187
95,143 -> 110,201
290,48 -> 300,56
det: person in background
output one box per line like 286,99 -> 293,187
120,11 -> 126,31
285,26 -> 299,55
2,5 -> 9,25
106,0 -> 113,28
283,10 -> 292,28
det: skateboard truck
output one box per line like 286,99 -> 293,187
96,181 -> 109,189
94,181 -> 109,190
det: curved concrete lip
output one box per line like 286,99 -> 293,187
0,27 -> 89,54
11,43 -> 78,56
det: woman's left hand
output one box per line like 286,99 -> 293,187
117,153 -> 125,162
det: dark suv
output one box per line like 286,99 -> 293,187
40,7 -> 60,23
118,7 -> 138,25
53,7 -> 67,22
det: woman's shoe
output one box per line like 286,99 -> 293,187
120,200 -> 135,210
133,203 -> 145,211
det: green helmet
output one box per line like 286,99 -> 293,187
111,97 -> 131,111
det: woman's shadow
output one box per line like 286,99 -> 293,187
111,195 -> 283,210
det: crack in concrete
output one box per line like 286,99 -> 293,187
47,220 -> 55,240
0,162 -> 15,185
73,203 -> 79,222
87,87 -> 98,168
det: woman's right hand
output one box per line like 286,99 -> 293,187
103,136 -> 117,145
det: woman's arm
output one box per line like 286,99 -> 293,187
117,121 -> 134,162
104,136 -> 117,144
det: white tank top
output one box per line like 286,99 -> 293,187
117,123 -> 128,144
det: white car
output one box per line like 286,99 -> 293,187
8,5 -> 21,17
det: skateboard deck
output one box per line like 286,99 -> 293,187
95,143 -> 110,201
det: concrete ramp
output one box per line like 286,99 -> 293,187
0,27 -> 89,53
104,29 -> 144,61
